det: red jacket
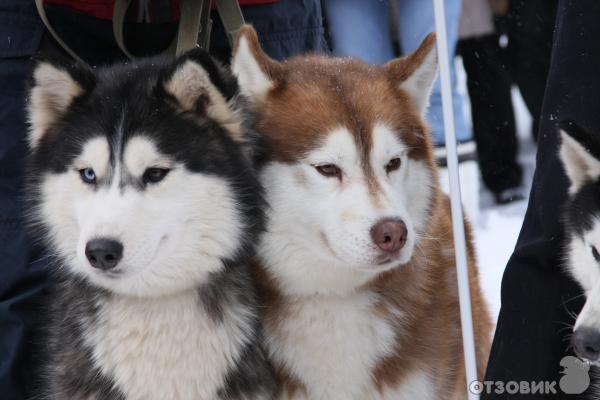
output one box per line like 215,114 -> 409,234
44,0 -> 278,21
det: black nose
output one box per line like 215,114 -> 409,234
573,327 -> 600,361
85,238 -> 123,270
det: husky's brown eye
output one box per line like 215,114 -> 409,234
592,245 -> 600,262
143,168 -> 169,184
315,164 -> 342,179
386,157 -> 402,174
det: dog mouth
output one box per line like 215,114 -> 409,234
101,269 -> 124,278
93,234 -> 169,278
350,252 -> 403,273
375,251 -> 402,266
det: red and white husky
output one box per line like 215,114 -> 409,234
232,26 -> 492,400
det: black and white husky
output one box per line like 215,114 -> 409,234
26,50 -> 274,399
560,120 -> 600,396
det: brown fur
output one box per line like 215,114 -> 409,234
369,195 -> 491,398
238,25 -> 492,398
253,195 -> 491,398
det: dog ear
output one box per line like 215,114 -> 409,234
386,33 -> 438,115
231,25 -> 281,103
164,48 -> 243,138
27,59 -> 92,149
559,120 -> 600,195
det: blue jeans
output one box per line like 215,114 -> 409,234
323,0 -> 470,145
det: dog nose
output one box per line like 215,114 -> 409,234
85,238 -> 123,270
573,327 -> 600,361
370,218 -> 407,253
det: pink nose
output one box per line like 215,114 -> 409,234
370,218 -> 407,253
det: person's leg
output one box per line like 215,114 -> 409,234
210,0 -> 329,63
0,3 -> 47,398
482,1 -> 600,396
506,0 -> 557,142
322,0 -> 395,64
459,35 -> 523,200
394,0 -> 469,145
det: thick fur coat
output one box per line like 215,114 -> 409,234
232,25 -> 492,400
26,50 -> 274,399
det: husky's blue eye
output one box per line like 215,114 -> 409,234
592,246 -> 600,262
79,168 -> 97,184
143,167 -> 169,184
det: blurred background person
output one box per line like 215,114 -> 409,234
458,0 -> 522,205
458,0 -> 556,204
482,0 -> 598,395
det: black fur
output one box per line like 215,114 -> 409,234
26,50 -> 274,399
40,277 -> 126,400
564,182 -> 600,238
560,120 -> 600,163
561,120 -> 600,238
560,121 -> 600,399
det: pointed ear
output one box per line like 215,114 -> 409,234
27,60 -> 91,149
386,33 -> 438,115
164,49 -> 242,138
559,121 -> 600,195
231,25 -> 280,103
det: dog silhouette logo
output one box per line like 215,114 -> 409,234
559,356 -> 590,394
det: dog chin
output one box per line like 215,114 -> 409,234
379,248 -> 414,269
82,265 -> 136,292
87,270 -> 197,298
350,251 -> 414,273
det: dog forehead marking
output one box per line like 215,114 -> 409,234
307,126 -> 357,165
584,218 -> 600,243
74,137 -> 111,177
308,125 -> 400,205
123,136 -> 170,177
571,220 -> 600,279
369,122 -> 410,205
260,59 -> 429,167
371,123 -> 408,159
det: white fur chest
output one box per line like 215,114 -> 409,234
86,291 -> 246,400
269,292 -> 397,400
378,371 -> 435,400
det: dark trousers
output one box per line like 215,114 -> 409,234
501,0 -> 557,141
482,1 -> 600,398
458,0 -> 555,194
459,34 -> 522,193
0,2 -> 327,399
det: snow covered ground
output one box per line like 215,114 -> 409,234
471,90 -> 536,322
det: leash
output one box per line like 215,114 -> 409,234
34,0 -> 245,65
34,0 -> 85,64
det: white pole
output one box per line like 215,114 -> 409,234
432,0 -> 479,399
